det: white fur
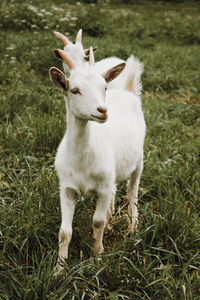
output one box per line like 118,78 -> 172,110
102,55 -> 143,94
50,58 -> 146,271
62,41 -> 85,76
62,45 -> 142,94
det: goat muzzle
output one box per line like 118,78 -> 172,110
97,106 -> 107,114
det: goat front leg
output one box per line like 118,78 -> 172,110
56,187 -> 76,270
127,157 -> 143,233
93,190 -> 111,255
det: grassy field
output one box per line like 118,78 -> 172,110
0,0 -> 200,299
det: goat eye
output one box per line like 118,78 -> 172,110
105,86 -> 107,92
71,88 -> 81,95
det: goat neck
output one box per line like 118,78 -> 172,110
65,102 -> 92,151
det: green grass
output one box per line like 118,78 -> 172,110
0,0 -> 200,299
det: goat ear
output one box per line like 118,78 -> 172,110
84,47 -> 97,56
49,67 -> 69,92
102,62 -> 126,83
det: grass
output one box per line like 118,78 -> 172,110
0,0 -> 200,298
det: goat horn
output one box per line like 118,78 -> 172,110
53,31 -> 69,46
57,49 -> 76,70
89,47 -> 95,66
76,29 -> 82,44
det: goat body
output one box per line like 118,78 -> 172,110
56,87 -> 145,192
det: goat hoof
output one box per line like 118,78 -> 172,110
53,259 -> 68,276
93,244 -> 104,255
128,220 -> 138,233
53,266 -> 65,277
107,223 -> 113,231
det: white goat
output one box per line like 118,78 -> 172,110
49,48 -> 146,270
54,29 -> 126,89
54,29 -> 98,76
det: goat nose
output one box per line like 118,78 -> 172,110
97,106 -> 107,114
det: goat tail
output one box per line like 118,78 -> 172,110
124,55 -> 143,96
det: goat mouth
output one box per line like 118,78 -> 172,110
91,114 -> 107,121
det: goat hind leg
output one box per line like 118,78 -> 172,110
106,189 -> 116,226
127,158 -> 143,233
